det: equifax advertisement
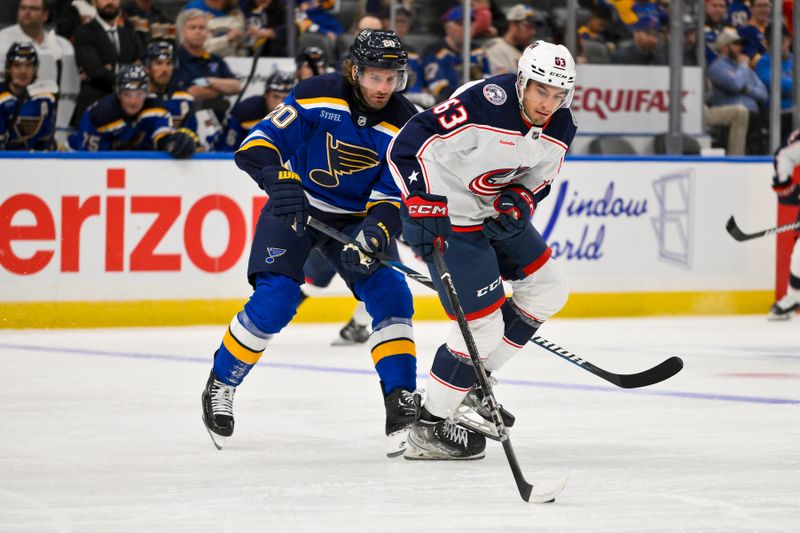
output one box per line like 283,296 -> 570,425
571,65 -> 704,135
0,156 -> 774,303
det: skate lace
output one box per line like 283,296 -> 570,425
441,420 -> 469,447
398,389 -> 417,415
211,379 -> 235,417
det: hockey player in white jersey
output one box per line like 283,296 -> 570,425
387,41 -> 577,459
769,129 -> 800,319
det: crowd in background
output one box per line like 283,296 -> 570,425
0,0 -> 796,156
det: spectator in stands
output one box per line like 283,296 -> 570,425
240,0 -> 287,57
217,69 -> 293,151
182,0 -> 247,57
69,63 -> 197,157
50,0 -> 84,40
297,1 -> 344,43
704,101 -> 750,155
682,14 -> 699,66
295,45 -> 328,80
610,15 -> 666,65
754,24 -> 794,139
380,5 -> 413,37
708,28 -> 768,113
704,0 -> 731,64
122,0 -> 175,46
737,0 -> 770,67
71,0 -> 144,126
173,8 -> 241,121
707,28 -> 769,153
471,0 -> 498,39
0,43 -> 57,150
0,0 -> 76,97
483,4 -> 538,76
578,4 -> 613,46
422,5 -> 490,104
727,1 -> 751,28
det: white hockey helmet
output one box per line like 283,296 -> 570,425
516,41 -> 576,113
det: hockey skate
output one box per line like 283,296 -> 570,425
384,386 -> 417,457
331,318 -> 370,345
768,294 -> 799,321
404,407 -> 486,461
454,376 -> 515,441
201,370 -> 236,450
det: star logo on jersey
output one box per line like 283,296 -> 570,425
265,247 -> 286,264
468,166 -> 531,196
407,170 -> 419,183
309,132 -> 380,188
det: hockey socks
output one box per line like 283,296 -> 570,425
369,317 -> 417,394
213,310 -> 274,386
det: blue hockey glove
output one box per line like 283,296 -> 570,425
267,170 -> 309,236
482,185 -> 535,240
340,218 -> 391,274
401,192 -> 451,262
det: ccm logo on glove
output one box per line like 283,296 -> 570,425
406,195 -> 448,217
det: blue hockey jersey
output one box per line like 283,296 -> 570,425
68,93 -> 174,151
234,73 -> 418,234
217,94 -> 266,152
0,83 -> 56,150
421,40 -> 490,103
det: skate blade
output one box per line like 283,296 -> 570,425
767,313 -> 793,321
528,475 -> 569,504
386,428 -> 409,458
454,406 -> 501,441
203,419 -> 227,450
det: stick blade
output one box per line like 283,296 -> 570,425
525,476 -> 569,504
618,356 -> 684,389
726,216 -> 750,241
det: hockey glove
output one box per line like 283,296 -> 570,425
340,218 -> 391,274
163,128 -> 198,159
268,170 -> 309,236
401,192 -> 451,262
482,185 -> 535,240
772,174 -> 800,205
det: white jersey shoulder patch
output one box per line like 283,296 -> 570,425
482,83 -> 507,106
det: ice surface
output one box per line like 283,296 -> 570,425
1,315 -> 798,532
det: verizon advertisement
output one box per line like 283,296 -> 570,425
0,156 -> 774,303
571,65 -> 703,135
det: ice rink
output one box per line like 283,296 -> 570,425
1,315 -> 798,532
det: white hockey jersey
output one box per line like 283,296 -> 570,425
388,73 -> 577,228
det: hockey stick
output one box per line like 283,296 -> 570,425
430,245 -> 566,503
306,216 -> 683,389
726,215 -> 800,242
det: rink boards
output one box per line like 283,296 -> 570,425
0,153 -> 777,327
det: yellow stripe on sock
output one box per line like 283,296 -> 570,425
223,327 -> 263,365
371,339 -> 416,366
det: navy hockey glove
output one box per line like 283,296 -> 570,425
772,174 -> 800,205
268,170 -> 309,236
163,128 -> 198,159
401,192 -> 451,262
482,185 -> 535,240
340,218 -> 391,274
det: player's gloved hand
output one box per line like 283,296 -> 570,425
268,170 -> 309,236
772,174 -> 800,205
340,218 -> 390,274
401,192 -> 451,261
163,128 -> 198,159
482,185 -> 535,240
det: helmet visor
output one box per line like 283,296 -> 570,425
355,66 -> 408,93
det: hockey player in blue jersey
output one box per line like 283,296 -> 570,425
144,40 -> 200,140
201,29 -> 421,456
217,70 -> 295,152
69,64 -> 197,158
0,43 -> 56,150
388,41 -> 578,460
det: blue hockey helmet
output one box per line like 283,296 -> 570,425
5,42 -> 38,71
265,70 -> 295,94
145,40 -> 175,63
117,64 -> 149,92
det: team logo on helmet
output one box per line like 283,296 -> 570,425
482,84 -> 507,106
468,167 -> 530,196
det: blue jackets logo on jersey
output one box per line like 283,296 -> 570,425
265,247 -> 287,264
468,167 -> 531,196
309,132 -> 380,188
482,84 -> 507,106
